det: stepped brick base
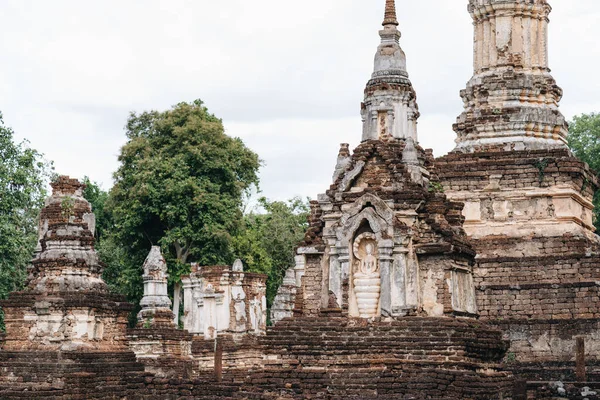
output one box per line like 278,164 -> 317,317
247,316 -> 513,399
0,351 -> 145,399
192,334 -> 264,372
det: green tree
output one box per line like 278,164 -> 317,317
82,177 -> 110,241
107,100 -> 261,308
233,197 -> 309,307
0,112 -> 53,330
568,113 -> 600,231
81,178 -> 128,298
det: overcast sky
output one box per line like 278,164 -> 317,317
1,1 -> 599,201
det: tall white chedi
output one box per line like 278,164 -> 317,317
454,0 -> 568,151
361,0 -> 420,143
138,246 -> 174,327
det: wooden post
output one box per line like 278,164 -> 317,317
576,336 -> 586,382
513,379 -> 527,400
214,336 -> 223,383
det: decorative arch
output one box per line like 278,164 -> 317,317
326,194 -> 399,317
335,193 -> 395,244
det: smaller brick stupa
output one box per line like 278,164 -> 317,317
0,176 -> 143,397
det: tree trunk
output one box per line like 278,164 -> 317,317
173,281 -> 182,326
172,240 -> 191,326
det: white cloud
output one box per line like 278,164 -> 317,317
0,1 -> 598,197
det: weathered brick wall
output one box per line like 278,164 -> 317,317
437,149 -> 600,375
2,293 -> 132,351
475,241 -> 599,285
257,316 -> 513,399
478,283 -> 600,320
191,334 -> 264,372
471,237 -> 600,363
0,351 -> 245,399
0,351 -> 146,399
437,148 -> 597,197
300,254 -> 324,318
128,327 -> 195,378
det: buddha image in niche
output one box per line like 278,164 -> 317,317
361,243 -> 377,274
353,233 -> 379,276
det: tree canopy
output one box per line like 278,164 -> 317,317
568,112 -> 600,231
0,112 -> 53,330
233,197 -> 309,307
105,100 -> 261,307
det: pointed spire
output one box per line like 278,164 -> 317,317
383,0 -> 399,27
379,0 -> 402,46
361,0 -> 418,143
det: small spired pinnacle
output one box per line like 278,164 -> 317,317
138,246 -> 175,327
361,0 -> 419,143
383,0 -> 399,26
332,143 -> 351,182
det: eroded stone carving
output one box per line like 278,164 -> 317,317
181,261 -> 267,339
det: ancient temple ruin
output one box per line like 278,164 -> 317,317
1,0 -> 599,399
265,1 -> 512,397
181,260 -> 267,339
0,177 -> 140,396
436,0 -> 600,391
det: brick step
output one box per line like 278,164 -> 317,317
508,361 -> 600,382
262,339 -> 502,349
241,364 -> 512,398
264,326 -> 501,336
267,323 -> 490,332
263,335 -> 500,343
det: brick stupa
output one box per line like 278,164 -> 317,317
0,176 -> 142,397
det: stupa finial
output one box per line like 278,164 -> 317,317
383,0 -> 399,27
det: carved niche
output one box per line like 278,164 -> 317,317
352,232 -> 381,318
